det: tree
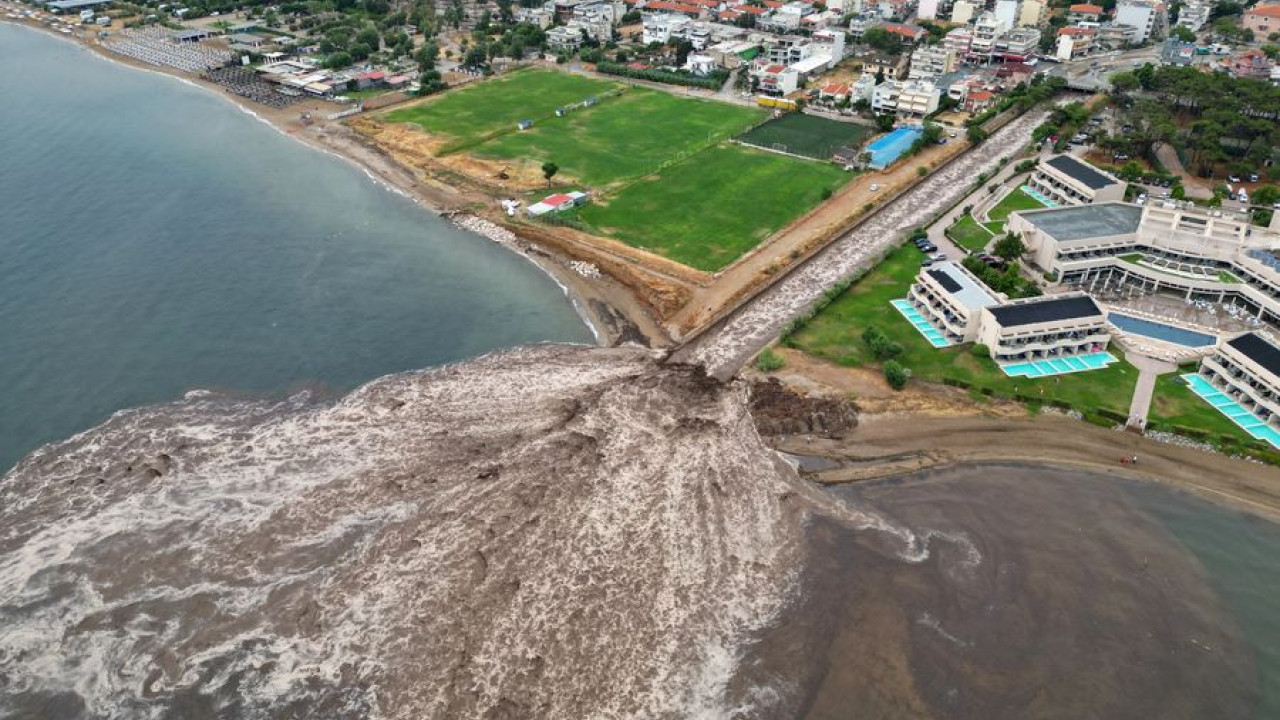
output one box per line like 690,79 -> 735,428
883,360 -> 910,390
542,162 -> 559,186
1254,185 -> 1280,207
875,113 -> 895,132
862,27 -> 902,55
966,125 -> 988,144
1171,25 -> 1196,42
993,232 -> 1027,262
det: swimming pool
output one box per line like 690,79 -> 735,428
1108,313 -> 1216,347
1020,185 -> 1058,208
1001,351 -> 1117,378
1182,374 -> 1280,448
890,299 -> 952,348
867,126 -> 923,170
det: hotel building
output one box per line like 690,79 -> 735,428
1198,332 -> 1280,430
906,261 -> 999,343
1007,201 -> 1280,331
1026,154 -> 1125,206
976,293 -> 1111,362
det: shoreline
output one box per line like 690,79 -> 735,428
0,15 -> 656,348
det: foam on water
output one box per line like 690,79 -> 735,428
0,346 -> 959,719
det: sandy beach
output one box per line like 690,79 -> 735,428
0,11 -> 665,348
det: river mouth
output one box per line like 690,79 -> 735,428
731,463 -> 1260,719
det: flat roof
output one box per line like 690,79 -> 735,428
1228,332 -> 1280,377
989,294 -> 1103,328
1044,154 -> 1118,190
1017,202 -> 1142,241
45,0 -> 111,8
927,262 -> 998,313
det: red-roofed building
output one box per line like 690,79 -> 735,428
963,89 -> 995,113
1230,48 -> 1272,79
1245,3 -> 1280,35
996,62 -> 1034,84
818,82 -> 850,102
882,22 -> 927,43
1055,26 -> 1095,60
356,70 -> 387,89
762,0 -> 783,8
683,0 -> 722,8
735,4 -> 768,14
646,0 -> 703,14
1068,2 -> 1103,22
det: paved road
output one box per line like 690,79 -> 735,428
669,109 -> 1052,379
1127,353 -> 1177,427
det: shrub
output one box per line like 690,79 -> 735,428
755,348 -> 785,372
883,360 -> 910,390
862,326 -> 903,360
970,343 -> 989,357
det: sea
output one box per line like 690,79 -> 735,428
0,22 -> 593,472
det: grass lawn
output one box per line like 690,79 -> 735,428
475,88 -> 765,188
987,187 -> 1048,222
383,69 -> 618,148
738,113 -> 875,160
984,221 -> 1005,234
947,215 -> 994,253
785,245 -> 1139,416
1150,372 -> 1256,443
341,87 -> 395,100
576,144 -> 849,271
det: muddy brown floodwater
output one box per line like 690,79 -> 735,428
735,464 -> 1257,720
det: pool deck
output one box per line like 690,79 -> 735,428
999,351 -> 1118,378
890,299 -> 952,348
1182,374 -> 1280,449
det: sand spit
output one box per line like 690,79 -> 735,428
0,346 -> 935,719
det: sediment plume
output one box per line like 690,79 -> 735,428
0,345 -> 923,719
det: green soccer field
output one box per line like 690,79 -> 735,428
737,113 -> 875,160
474,87 -> 766,187
576,144 -> 849,271
383,69 -> 618,148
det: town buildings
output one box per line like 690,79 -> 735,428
908,45 -> 958,79
1113,0 -> 1162,44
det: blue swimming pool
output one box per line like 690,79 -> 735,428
1001,351 -> 1117,378
1108,313 -> 1216,347
1182,374 -> 1280,448
867,126 -> 923,170
890,299 -> 952,348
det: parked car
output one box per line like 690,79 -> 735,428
930,253 -> 947,262
1249,173 -> 1260,183
918,243 -> 937,253
1229,174 -> 1241,183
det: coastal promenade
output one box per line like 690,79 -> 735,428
670,109 -> 1051,379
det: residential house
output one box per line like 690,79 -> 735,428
971,13 -> 1009,56
1056,26 -> 1096,60
642,11 -> 692,43
963,88 -> 996,112
546,24 -> 585,50
882,22 -> 928,43
874,0 -> 918,21
873,79 -> 941,114
755,62 -> 800,93
1231,48 -> 1272,80
996,27 -> 1042,57
1018,0 -> 1045,27
863,52 -> 910,79
818,81 -> 851,103
1244,3 -> 1280,36
1067,3 -> 1103,23
1095,22 -> 1137,48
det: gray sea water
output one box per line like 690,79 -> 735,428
0,23 -> 592,471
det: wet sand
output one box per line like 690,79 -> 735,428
731,464 -> 1258,719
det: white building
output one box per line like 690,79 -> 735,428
1197,333 -> 1280,432
1006,201 -> 1280,331
872,79 -> 941,114
909,45 -> 958,78
1114,0 -> 1161,44
949,0 -> 978,24
944,26 -> 974,55
642,12 -> 691,44
994,0 -> 1020,31
977,293 -> 1112,363
1176,0 -> 1210,31
971,13 -> 1009,55
997,27 -> 1042,55
907,261 -> 1000,343
1028,155 -> 1126,206
1018,0 -> 1045,27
